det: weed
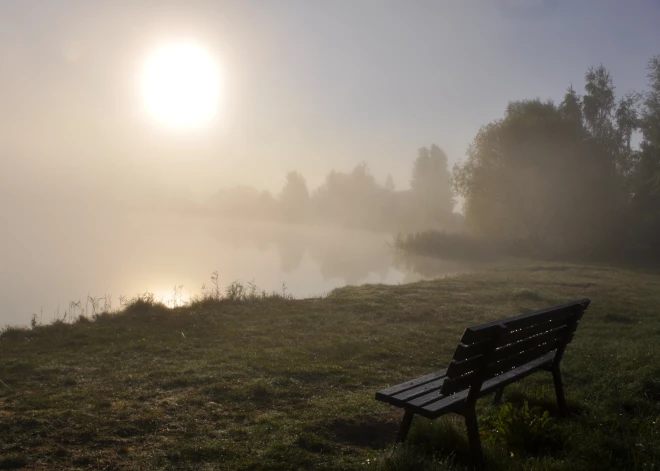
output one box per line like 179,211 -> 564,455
483,401 -> 564,455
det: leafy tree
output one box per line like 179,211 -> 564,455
614,91 -> 642,185
582,65 -> 616,144
581,65 -> 641,198
453,98 -> 624,255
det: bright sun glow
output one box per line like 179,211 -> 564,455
142,41 -> 221,128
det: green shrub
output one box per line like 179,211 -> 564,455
483,401 -> 564,456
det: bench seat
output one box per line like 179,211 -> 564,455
377,351 -> 555,417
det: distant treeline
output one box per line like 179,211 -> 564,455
207,146 -> 463,233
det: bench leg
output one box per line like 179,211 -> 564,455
552,366 -> 566,415
464,407 -> 483,464
493,387 -> 505,405
396,410 -> 415,443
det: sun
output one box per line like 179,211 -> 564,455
141,41 -> 221,129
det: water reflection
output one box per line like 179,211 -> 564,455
1,214 -> 472,326
205,219 -> 471,287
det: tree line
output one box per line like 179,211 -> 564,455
208,145 -> 461,233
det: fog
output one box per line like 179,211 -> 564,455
1,210 -> 476,326
2,1 -> 660,325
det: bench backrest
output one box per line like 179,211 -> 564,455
440,299 -> 590,396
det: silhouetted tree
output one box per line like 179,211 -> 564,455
453,98 -> 624,256
559,84 -> 583,127
279,171 -> 310,222
614,91 -> 642,188
583,65 -> 616,145
631,56 -> 660,255
411,145 -> 454,217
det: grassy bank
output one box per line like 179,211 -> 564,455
1,263 -> 659,470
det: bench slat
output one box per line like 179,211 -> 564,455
445,324 -> 566,379
500,317 -> 571,344
414,352 -> 555,418
451,340 -> 491,362
406,388 -> 447,408
460,299 -> 589,344
375,369 -> 447,399
462,307 -> 573,344
410,390 -> 467,417
479,351 -> 555,395
493,325 -> 569,362
441,340 -> 561,396
391,377 -> 447,403
485,339 -> 561,377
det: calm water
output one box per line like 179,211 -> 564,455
0,210 -> 469,326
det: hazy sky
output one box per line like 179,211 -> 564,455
2,0 -> 660,205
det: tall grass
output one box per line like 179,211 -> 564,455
1,274 -> 293,335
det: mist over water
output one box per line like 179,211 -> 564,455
0,208 -> 468,327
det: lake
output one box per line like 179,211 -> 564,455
0,209 -> 470,326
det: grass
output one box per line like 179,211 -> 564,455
0,262 -> 659,470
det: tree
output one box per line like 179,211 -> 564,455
559,84 -> 583,128
581,65 -> 640,200
630,56 -> 660,254
453,98 -> 625,256
582,65 -> 616,144
279,171 -> 309,222
614,91 -> 642,183
411,144 -> 454,216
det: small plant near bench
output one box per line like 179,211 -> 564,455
482,400 -> 564,456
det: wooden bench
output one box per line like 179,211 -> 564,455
375,299 -> 590,462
